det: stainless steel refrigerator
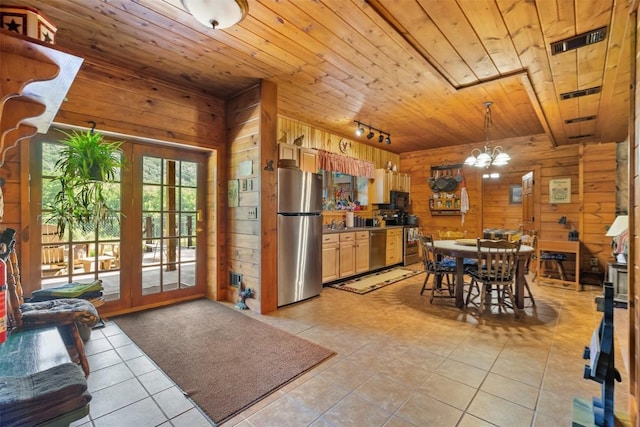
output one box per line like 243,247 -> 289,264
277,167 -> 323,307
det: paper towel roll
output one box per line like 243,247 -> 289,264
345,211 -> 354,228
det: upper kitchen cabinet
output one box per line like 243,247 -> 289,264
370,169 -> 411,204
278,142 -> 318,173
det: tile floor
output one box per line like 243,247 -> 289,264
71,270 -> 630,426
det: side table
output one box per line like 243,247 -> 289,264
608,262 -> 628,304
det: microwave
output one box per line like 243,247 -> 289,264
390,191 -> 410,210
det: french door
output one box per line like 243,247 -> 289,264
35,131 -> 208,312
127,144 -> 207,308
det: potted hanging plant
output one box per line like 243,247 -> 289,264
48,128 -> 124,238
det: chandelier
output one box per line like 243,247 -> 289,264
464,101 -> 510,168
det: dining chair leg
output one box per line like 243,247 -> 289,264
420,272 -> 432,295
466,278 -> 478,306
479,283 -> 487,316
503,285 -> 521,319
524,279 -> 536,306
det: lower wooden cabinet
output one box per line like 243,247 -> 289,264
339,232 -> 356,278
355,231 -> 370,274
385,228 -> 402,266
322,228 -> 401,283
321,234 -> 339,283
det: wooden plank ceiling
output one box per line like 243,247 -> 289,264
2,0 -> 631,154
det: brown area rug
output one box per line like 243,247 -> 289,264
113,299 -> 335,424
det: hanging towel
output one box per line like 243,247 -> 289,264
460,179 -> 469,225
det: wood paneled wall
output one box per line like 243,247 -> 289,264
401,135 -> 617,272
482,171 -> 526,231
14,56 -> 227,302
226,82 -> 278,314
630,7 -> 639,422
278,117 -> 400,169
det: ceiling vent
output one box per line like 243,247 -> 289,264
551,27 -> 607,55
560,86 -> 601,100
568,134 -> 594,140
565,115 -> 596,124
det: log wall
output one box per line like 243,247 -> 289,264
14,56 -> 227,299
401,135 -> 617,273
226,82 -> 278,313
278,117 -> 400,169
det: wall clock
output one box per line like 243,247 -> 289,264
339,139 -> 351,154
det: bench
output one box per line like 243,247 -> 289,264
0,326 -> 91,425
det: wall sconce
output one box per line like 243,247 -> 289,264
181,0 -> 249,29
354,121 -> 391,145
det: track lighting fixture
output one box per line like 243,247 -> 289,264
366,128 -> 375,140
353,121 -> 391,145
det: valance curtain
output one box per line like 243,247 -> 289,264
317,150 -> 375,178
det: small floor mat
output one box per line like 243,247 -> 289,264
329,267 -> 423,294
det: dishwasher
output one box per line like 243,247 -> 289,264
369,229 -> 387,271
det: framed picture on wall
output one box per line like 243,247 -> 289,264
549,178 -> 571,203
510,184 -> 522,204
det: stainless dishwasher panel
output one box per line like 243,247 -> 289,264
369,229 -> 387,271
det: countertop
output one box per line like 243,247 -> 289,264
322,225 -> 404,234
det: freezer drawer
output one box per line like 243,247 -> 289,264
277,214 -> 322,306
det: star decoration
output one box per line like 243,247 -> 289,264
43,32 -> 52,43
5,18 -> 21,33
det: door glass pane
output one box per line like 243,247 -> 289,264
141,156 -> 198,296
40,140 -> 122,302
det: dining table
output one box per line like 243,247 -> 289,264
434,239 -> 535,309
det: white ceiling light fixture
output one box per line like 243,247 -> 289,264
181,0 -> 249,29
464,101 -> 511,168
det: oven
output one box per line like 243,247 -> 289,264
403,226 -> 420,266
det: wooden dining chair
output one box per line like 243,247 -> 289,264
517,234 -> 537,306
437,230 -> 479,273
466,239 -> 522,318
438,230 -> 467,240
419,235 -> 456,303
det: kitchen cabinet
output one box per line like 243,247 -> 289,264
370,169 -> 412,204
385,228 -> 403,266
322,234 -> 339,283
371,169 -> 392,204
279,142 -> 298,163
299,147 -> 318,173
339,232 -> 356,278
278,143 -> 318,173
395,173 -> 411,193
355,231 -> 370,274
